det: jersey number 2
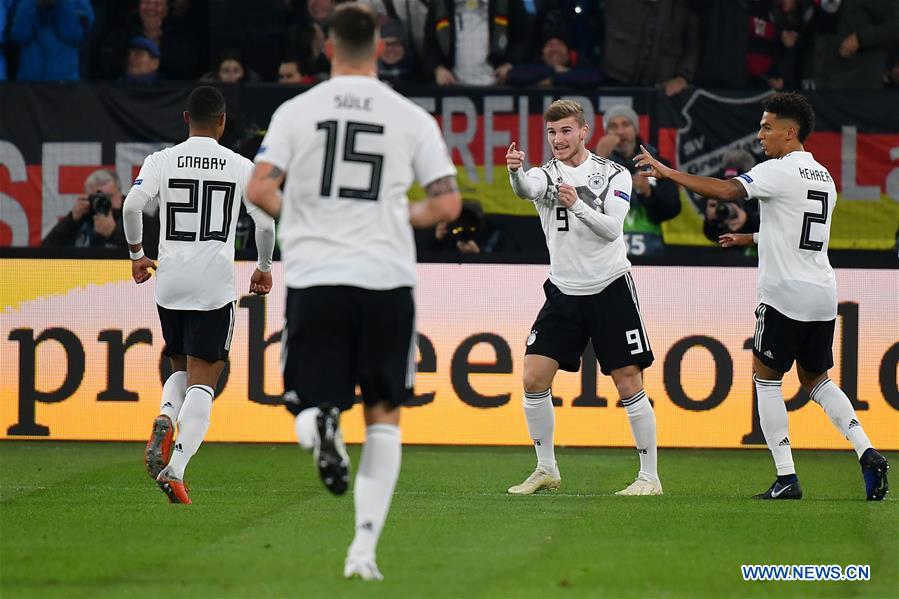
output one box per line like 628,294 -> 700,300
799,190 -> 828,251
317,120 -> 384,201
165,179 -> 235,242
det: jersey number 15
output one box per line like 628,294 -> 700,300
317,120 -> 384,201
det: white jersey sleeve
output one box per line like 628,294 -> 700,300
255,105 -> 292,171
412,115 -> 456,186
237,156 -> 276,272
509,167 -> 549,202
568,171 -> 631,242
122,151 -> 162,244
734,160 -> 778,200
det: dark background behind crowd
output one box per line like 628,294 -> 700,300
2,0 -> 897,259
1,0 -> 897,89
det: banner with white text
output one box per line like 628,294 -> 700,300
2,260 -> 897,449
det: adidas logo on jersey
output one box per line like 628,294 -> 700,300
848,418 -> 860,429
360,521 -> 374,532
778,437 -> 790,447
764,350 -> 774,359
162,402 -> 173,408
174,443 -> 184,453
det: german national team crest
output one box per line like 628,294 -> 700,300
587,174 -> 606,191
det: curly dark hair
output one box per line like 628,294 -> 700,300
760,92 -> 815,143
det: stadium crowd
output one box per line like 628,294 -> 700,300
1,0 -> 896,90
2,0 -> 897,257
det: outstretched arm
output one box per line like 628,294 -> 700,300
634,145 -> 747,202
506,142 -> 547,201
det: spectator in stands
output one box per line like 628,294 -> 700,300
119,36 -> 162,83
424,0 -> 528,86
200,51 -> 262,83
278,57 -> 314,84
99,0 -> 198,80
0,0 -> 11,80
886,46 -> 899,87
805,0 -> 899,89
8,0 -> 94,81
307,0 -> 335,29
43,169 -> 160,255
602,0 -> 699,96
697,149 -> 760,252
506,26 -> 602,88
284,20 -> 330,81
378,18 -> 418,84
538,0 -> 602,69
361,0 -> 429,70
595,105 -> 681,256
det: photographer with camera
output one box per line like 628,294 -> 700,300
43,168 -> 159,254
697,149 -> 759,252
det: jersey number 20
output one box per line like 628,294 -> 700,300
799,190 -> 828,251
165,178 -> 235,242
317,120 -> 384,201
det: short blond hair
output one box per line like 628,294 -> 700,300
544,100 -> 586,127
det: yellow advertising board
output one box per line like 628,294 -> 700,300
1,260 -> 896,449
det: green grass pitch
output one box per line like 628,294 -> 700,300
1,442 -> 896,598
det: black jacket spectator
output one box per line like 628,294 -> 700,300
423,0 -> 528,83
806,0 -> 899,89
602,0 -> 700,96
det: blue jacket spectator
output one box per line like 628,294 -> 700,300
0,0 -> 12,79
9,0 -> 94,81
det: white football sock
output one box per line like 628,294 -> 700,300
622,390 -> 659,481
809,378 -> 873,458
165,384 -> 213,480
348,424 -> 402,560
159,370 -> 187,422
523,389 -> 557,474
294,407 -> 321,451
754,375 -> 795,476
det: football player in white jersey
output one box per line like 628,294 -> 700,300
636,92 -> 889,501
123,86 -> 277,505
505,100 -> 662,497
246,3 -> 461,581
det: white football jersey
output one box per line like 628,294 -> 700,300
735,150 -> 838,321
131,137 -> 258,310
256,75 -> 456,290
514,153 -> 632,295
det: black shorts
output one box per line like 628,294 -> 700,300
753,303 -> 834,374
157,302 -> 235,363
282,285 -> 415,414
525,274 -> 654,375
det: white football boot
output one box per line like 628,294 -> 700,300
344,555 -> 384,581
507,467 -> 561,495
615,473 -> 663,496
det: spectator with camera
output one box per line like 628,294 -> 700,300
696,149 -> 760,252
594,104 -> 681,256
43,168 -> 160,255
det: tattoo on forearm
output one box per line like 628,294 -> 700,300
425,175 -> 459,198
264,166 -> 284,181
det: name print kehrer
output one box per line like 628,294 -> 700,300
177,155 -> 227,170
